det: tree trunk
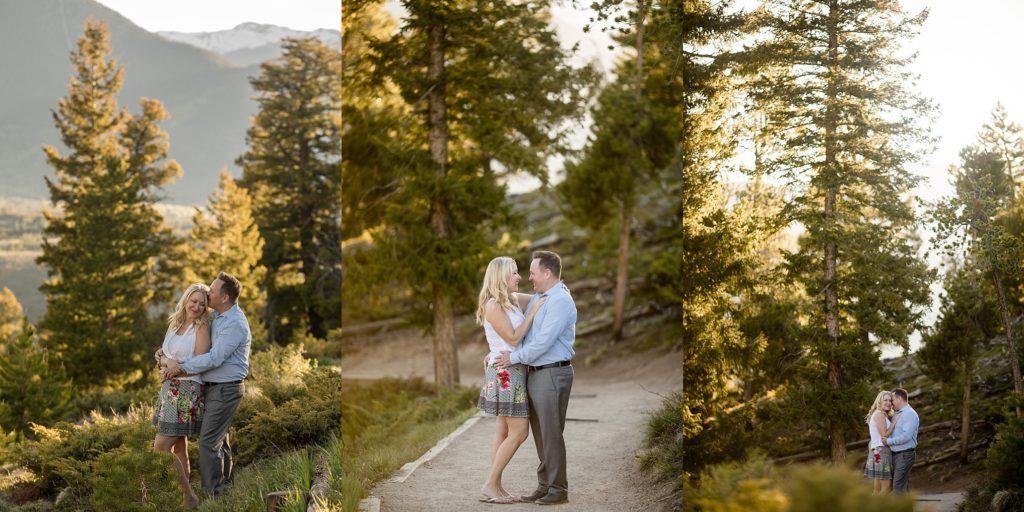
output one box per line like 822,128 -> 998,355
960,359 -> 972,464
991,265 -> 1022,417
825,0 -> 845,465
427,19 -> 458,389
612,202 -> 632,341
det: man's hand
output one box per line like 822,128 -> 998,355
154,348 -> 165,367
160,359 -> 183,381
495,351 -> 512,370
881,437 -> 889,447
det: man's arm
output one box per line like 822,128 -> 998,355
182,319 -> 245,374
510,297 -> 571,366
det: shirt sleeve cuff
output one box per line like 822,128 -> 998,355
510,352 -> 521,365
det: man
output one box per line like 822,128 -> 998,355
159,271 -> 252,498
497,251 -> 577,505
883,387 -> 919,495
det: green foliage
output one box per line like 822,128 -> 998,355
984,399 -> 1024,493
249,342 -> 316,404
37,21 -> 183,388
639,391 -> 683,488
235,367 -> 340,465
0,326 -> 72,437
88,447 -> 180,511
0,286 -> 23,342
186,169 -> 269,348
686,454 -> 916,512
13,404 -> 158,507
238,37 -> 341,343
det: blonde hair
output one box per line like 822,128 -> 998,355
864,390 -> 892,425
476,256 -> 520,325
167,283 -> 212,332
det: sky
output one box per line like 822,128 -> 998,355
93,0 -> 339,32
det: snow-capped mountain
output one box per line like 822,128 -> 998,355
158,22 -> 340,67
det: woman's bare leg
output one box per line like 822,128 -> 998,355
482,417 -> 529,499
154,434 -> 199,508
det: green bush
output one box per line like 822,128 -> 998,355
639,391 -> 683,486
249,343 -> 316,404
686,454 -> 915,512
235,367 -> 341,465
959,397 -> 1024,512
88,447 -> 180,511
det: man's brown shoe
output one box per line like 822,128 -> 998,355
520,490 -> 548,503
535,494 -> 568,505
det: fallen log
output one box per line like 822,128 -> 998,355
308,451 -> 331,512
341,317 -> 406,337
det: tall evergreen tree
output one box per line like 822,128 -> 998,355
0,326 -> 73,439
932,146 -> 1024,417
674,0 -> 749,477
37,21 -> 182,387
187,169 -> 269,346
748,0 -> 935,464
352,0 -> 592,388
559,2 -> 679,341
0,287 -> 22,343
239,38 -> 341,344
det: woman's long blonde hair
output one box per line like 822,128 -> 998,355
864,390 -> 892,424
476,256 -> 520,325
167,283 -> 212,331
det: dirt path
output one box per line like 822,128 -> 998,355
914,493 -> 965,512
347,330 -> 682,512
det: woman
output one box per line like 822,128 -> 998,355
864,390 -> 901,494
153,283 -> 211,509
476,256 -> 548,504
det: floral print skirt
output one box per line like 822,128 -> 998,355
864,445 -> 894,480
152,379 -> 205,437
477,362 -> 528,417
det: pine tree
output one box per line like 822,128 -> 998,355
238,38 -> 341,344
187,169 -> 269,346
932,146 -> 1024,418
350,0 -> 592,388
918,263 -> 999,464
979,102 -> 1024,200
37,21 -> 182,387
0,325 -> 72,438
0,287 -> 22,343
749,0 -> 935,464
559,0 -> 680,341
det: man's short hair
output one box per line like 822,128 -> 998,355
892,388 -> 909,401
217,271 -> 242,303
532,251 -> 562,279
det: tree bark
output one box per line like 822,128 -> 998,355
825,0 -> 845,465
612,201 -> 632,341
991,264 -> 1022,417
960,359 -> 972,464
427,19 -> 458,389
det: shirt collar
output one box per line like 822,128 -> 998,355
212,303 -> 238,319
540,281 -> 565,298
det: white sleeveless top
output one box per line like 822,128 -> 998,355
483,299 -> 525,365
868,411 -> 891,449
163,323 -> 203,383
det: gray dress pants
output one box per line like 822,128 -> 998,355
526,365 -> 574,499
199,381 -> 244,497
892,449 -> 916,495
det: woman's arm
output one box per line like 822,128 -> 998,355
485,297 -> 548,346
872,411 -> 888,440
193,324 -> 212,357
884,412 -> 900,437
513,292 -> 532,312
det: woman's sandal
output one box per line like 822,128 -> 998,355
479,495 -> 519,504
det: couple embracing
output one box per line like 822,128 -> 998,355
864,388 -> 920,495
150,272 -> 253,509
475,251 -> 577,505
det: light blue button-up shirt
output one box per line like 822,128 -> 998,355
182,303 -> 251,382
510,281 -> 576,366
886,404 -> 919,452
